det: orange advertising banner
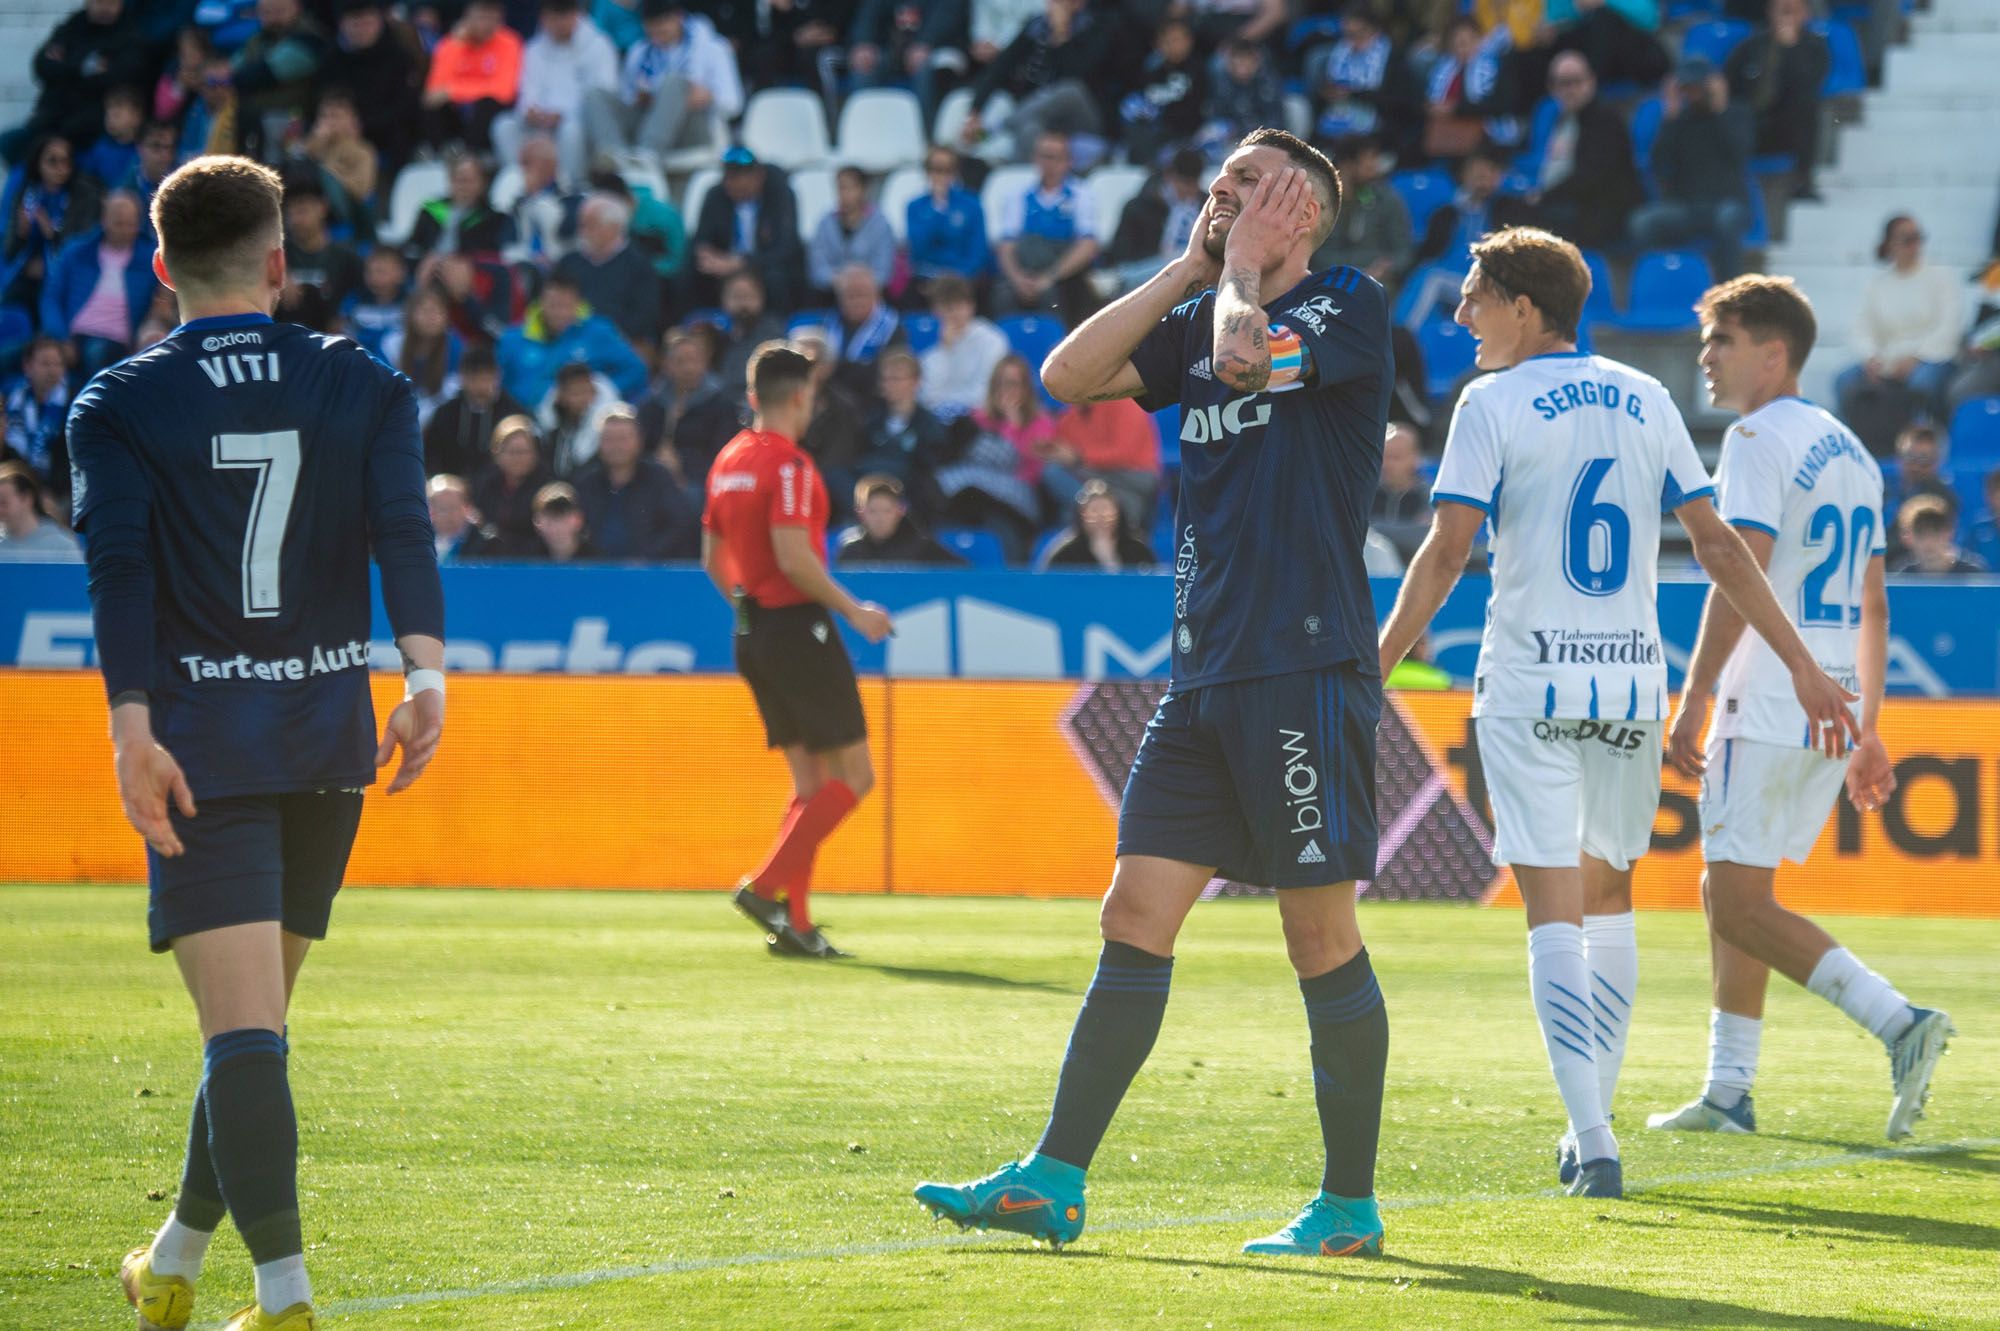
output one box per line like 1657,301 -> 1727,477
5,673 -> 1997,916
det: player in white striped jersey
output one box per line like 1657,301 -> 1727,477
1379,230 -> 1859,1200
1648,276 -> 1953,1142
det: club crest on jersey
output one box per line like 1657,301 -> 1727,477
812,620 -> 829,643
1180,396 -> 1271,444
1281,295 -> 1342,334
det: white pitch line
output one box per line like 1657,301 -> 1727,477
223,1135 -> 1997,1323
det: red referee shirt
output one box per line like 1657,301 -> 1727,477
702,427 -> 829,608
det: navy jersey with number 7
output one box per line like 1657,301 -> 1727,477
68,313 -> 444,799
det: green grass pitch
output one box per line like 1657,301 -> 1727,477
2,885 -> 1995,1330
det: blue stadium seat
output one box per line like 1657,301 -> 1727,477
936,527 -> 1008,568
1949,397 -> 2000,464
1813,18 -> 1866,96
1742,174 -> 1769,248
785,309 -> 833,338
1680,19 -> 1754,67
1629,96 -> 1665,178
903,313 -> 940,354
1580,250 -> 1618,327
1030,526 -> 1068,566
1665,0 -> 1719,18
1286,16 -> 1343,51
1515,97 -> 1560,180
1600,251 -> 1712,333
1388,168 -> 1456,235
1415,318 -> 1477,401
996,314 -> 1065,368
681,307 -> 727,331
1749,153 -> 1797,177
1950,469 -> 1994,538
0,306 -> 32,367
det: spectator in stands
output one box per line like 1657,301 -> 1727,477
837,474 -> 967,565
427,474 -> 489,562
422,0 -> 522,153
407,154 -> 514,261
4,339 -> 71,493
1370,421 -> 1433,560
0,460 -> 80,562
843,0 -> 956,122
1306,4 -> 1422,159
529,481 -> 599,561
919,274 -> 1008,420
540,360 -> 617,477
1119,17 -> 1206,170
815,264 -> 905,396
1520,51 -> 1644,251
78,86 -> 144,189
41,190 -> 154,378
497,272 -> 647,406
1724,0 -> 1830,201
502,135 -> 576,267
1884,422 -> 1956,523
589,168 -> 687,292
17,0 -> 151,159
584,0 -> 744,163
124,121 -> 177,225
1201,38 -> 1286,156
1038,478 -> 1156,571
384,287 -> 464,428
795,328 -> 872,506
809,167 -> 897,302
1104,148 -> 1208,297
1890,494 -> 1987,575
1424,15 -> 1517,160
178,48 -> 240,161
1043,395 -> 1161,528
906,146 -> 990,303
303,91 -> 379,231
854,351 -> 952,506
592,0 -> 645,50
935,353 -> 1051,559
1414,143 -> 1522,271
961,0 -> 1114,163
497,0 -> 619,182
968,0 -> 1041,69
281,172 -> 364,315
1,136 -> 98,315
555,191 -> 663,346
230,0 -> 329,162
323,0 -> 424,179
689,146 -> 804,309
1313,134 -> 1414,284
639,325 -> 740,480
1629,57 -> 1752,281
472,413 -> 553,555
573,404 -> 698,558
1836,216 -> 1966,433
1968,467 -> 2000,572
345,247 -> 408,356
1549,0 -> 1669,91
713,270 -> 784,398
994,131 -> 1100,324
425,345 -> 526,478
154,26 -> 211,132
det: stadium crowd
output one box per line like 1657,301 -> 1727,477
1,0 -> 1998,573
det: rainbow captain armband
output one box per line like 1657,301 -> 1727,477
1266,324 -> 1306,388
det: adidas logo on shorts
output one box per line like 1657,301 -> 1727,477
1296,839 -> 1326,865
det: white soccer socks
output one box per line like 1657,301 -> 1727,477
254,1253 -> 312,1317
1582,912 -> 1638,1115
1807,947 -> 1915,1044
1703,1009 -> 1762,1109
147,1214 -> 213,1282
1528,922 -> 1617,1162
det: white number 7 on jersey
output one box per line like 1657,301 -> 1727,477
211,430 -> 301,618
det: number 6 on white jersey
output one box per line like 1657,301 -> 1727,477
211,430 -> 301,618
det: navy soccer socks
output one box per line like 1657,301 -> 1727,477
203,1027 -> 311,1312
1034,940 -> 1174,1170
1300,948 -> 1389,1199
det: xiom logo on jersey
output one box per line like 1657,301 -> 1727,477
1181,396 -> 1271,444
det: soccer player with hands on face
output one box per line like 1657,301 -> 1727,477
1646,274 -> 1953,1143
918,128 -> 1402,1259
1377,228 -> 1860,1201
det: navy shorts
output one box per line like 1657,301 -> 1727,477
148,790 -> 365,953
1117,664 -> 1380,888
735,601 -> 868,753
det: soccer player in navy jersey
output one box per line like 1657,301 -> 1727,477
914,128 -> 1396,1257
70,156 -> 445,1331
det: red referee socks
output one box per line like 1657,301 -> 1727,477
753,780 -> 859,930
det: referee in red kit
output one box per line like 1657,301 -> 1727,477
702,342 -> 894,958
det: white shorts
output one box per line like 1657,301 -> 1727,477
1700,735 -> 1847,869
1476,717 -> 1664,870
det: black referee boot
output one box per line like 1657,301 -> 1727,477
768,922 -> 850,959
733,881 -> 789,935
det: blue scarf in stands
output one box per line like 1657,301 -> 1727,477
820,305 -> 900,366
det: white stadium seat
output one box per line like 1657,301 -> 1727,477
835,88 -> 928,174
789,166 -> 837,243
488,164 -> 525,213
380,160 -> 447,246
741,88 -> 832,172
658,111 -> 729,176
681,166 -> 721,227
979,163 -> 1039,243
1087,164 -> 1151,231
877,166 -> 927,242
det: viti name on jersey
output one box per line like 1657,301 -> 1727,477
197,352 -> 283,388
1180,395 -> 1271,443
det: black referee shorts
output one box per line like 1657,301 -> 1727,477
735,600 -> 868,753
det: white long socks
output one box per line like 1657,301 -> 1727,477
1807,947 -> 1915,1044
1703,1009 -> 1762,1108
147,1215 -> 213,1281
1582,912 -> 1638,1116
1528,922 -> 1616,1161
254,1255 -> 312,1316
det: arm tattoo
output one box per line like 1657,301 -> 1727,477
1180,276 -> 1209,299
1215,354 -> 1271,391
401,648 -> 419,675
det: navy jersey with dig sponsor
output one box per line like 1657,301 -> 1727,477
1129,266 -> 1392,690
68,313 -> 442,799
